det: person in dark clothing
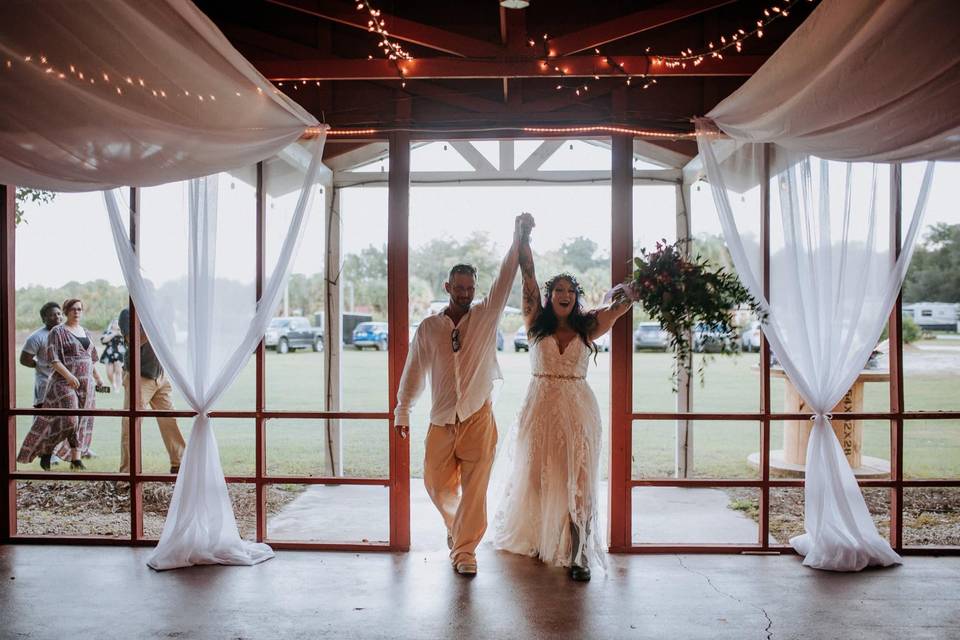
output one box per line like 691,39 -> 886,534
118,308 -> 185,474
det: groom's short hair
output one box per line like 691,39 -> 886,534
448,264 -> 477,282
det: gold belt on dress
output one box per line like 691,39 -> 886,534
532,373 -> 586,380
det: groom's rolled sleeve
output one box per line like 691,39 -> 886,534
394,326 -> 427,427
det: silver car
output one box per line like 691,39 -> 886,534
633,322 -> 669,351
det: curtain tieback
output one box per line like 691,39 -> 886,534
810,413 -> 833,422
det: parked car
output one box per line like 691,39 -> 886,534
633,322 -> 669,351
265,316 -> 323,354
352,321 -> 389,350
740,320 -> 762,352
694,322 -> 738,353
514,327 -> 529,352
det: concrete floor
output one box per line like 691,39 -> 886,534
267,481 -> 768,546
2,545 -> 959,639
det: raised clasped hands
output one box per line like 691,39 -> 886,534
515,212 -> 536,244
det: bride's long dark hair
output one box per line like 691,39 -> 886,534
527,273 -> 598,358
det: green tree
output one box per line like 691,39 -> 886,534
16,280 -> 128,331
904,223 -> 960,303
14,188 -> 55,225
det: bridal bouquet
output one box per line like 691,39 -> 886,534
611,239 -> 764,379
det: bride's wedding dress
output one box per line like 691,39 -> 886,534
493,334 -> 604,570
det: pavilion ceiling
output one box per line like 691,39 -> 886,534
195,0 -> 817,162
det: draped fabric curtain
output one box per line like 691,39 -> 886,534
696,124 -> 935,570
0,0 -> 316,191
705,0 -> 960,162
103,135 -> 327,570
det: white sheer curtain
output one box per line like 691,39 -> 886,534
696,125 -> 935,570
103,135 -> 326,570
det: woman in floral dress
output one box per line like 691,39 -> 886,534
18,298 -> 103,471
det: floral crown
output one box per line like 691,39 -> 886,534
543,272 -> 584,298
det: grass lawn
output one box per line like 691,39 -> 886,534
13,345 -> 960,481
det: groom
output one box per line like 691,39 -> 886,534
395,212 -> 534,576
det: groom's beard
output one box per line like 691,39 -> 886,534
450,296 -> 472,312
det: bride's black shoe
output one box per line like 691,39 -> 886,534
39,455 -> 52,471
569,520 -> 592,582
569,564 -> 591,582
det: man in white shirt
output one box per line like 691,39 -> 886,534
395,212 -> 534,576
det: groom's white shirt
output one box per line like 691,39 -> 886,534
394,244 -> 519,427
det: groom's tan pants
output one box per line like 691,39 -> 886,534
423,402 -> 498,566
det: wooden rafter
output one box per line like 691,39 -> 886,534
265,0 -> 502,58
546,0 -> 738,56
257,54 -> 765,81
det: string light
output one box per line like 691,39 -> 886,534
649,0 -> 812,68
357,0 -> 412,88
320,125 -> 716,140
528,0 -> 812,98
2,50 -> 272,103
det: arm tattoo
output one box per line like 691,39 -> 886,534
522,284 -> 540,316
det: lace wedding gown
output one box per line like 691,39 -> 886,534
493,334 -> 605,570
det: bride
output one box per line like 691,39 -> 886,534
494,224 -> 630,581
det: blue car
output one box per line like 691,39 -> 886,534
352,322 -> 389,350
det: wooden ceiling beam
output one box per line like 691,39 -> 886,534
547,0 -> 737,56
257,54 -> 765,81
265,0 -> 503,58
374,80 -> 507,114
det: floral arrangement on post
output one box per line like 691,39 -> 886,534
612,239 -> 765,381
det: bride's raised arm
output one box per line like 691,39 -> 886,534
519,222 -> 542,329
588,297 -> 632,341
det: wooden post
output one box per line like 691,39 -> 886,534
759,143 -> 772,548
128,186 -> 143,540
1,184 -> 15,541
324,180 -> 343,476
387,97 -> 411,550
888,163 -> 904,550
609,87 -> 633,551
255,163 -> 267,542
675,181 -> 693,478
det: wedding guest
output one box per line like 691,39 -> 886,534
19,301 -> 62,407
17,298 -> 103,471
118,308 -> 185,475
99,313 -> 125,389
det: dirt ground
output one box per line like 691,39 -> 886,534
14,481 -> 957,548
724,486 -> 960,547
14,481 -> 302,539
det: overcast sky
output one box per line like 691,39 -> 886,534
14,142 -> 959,288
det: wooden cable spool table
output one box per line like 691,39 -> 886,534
748,366 -> 891,478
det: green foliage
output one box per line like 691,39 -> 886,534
904,223 -> 960,303
14,188 -> 55,226
622,239 -> 764,379
16,280 -> 128,331
881,315 -> 923,344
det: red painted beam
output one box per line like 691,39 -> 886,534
266,0 -> 503,58
547,0 -> 738,56
258,55 -> 765,80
